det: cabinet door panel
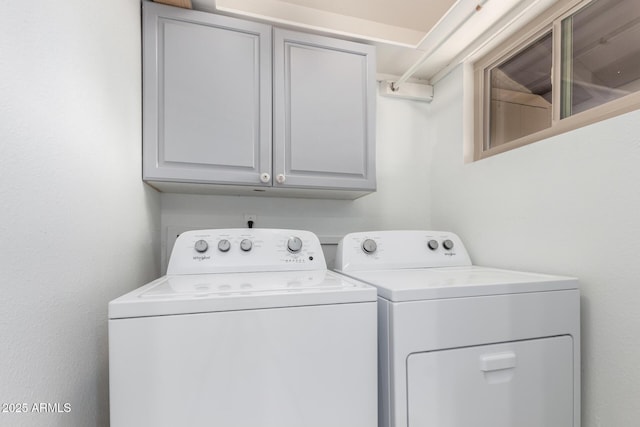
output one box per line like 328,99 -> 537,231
288,45 -> 366,175
274,29 -> 376,191
162,21 -> 258,168
143,3 -> 272,185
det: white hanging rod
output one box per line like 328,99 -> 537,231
391,0 -> 490,91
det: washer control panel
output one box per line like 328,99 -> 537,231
167,229 -> 326,275
335,230 -> 472,272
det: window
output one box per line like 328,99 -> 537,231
488,30 -> 553,149
561,0 -> 640,117
474,0 -> 640,160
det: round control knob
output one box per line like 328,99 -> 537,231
427,239 -> 439,250
217,239 -> 231,252
194,239 -> 209,253
240,239 -> 253,252
287,236 -> 303,253
361,239 -> 377,254
260,172 -> 270,183
442,239 -> 454,250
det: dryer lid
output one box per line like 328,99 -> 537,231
342,266 -> 578,302
109,270 -> 376,319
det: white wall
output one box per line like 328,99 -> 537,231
0,1 -> 160,426
429,64 -> 640,426
160,94 -> 432,270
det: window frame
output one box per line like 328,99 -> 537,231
473,0 -> 640,161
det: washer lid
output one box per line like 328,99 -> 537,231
109,270 -> 376,319
341,266 -> 578,302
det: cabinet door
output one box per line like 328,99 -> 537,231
273,29 -> 376,191
143,3 -> 272,186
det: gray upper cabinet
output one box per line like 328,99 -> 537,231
142,2 -> 376,198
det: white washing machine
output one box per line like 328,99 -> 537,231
109,228 -> 377,427
335,230 -> 580,427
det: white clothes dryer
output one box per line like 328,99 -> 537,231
335,230 -> 580,427
109,229 -> 377,427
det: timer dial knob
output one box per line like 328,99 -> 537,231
194,239 -> 209,253
442,239 -> 454,250
287,236 -> 303,253
217,239 -> 231,252
427,239 -> 439,250
240,239 -> 253,252
362,239 -> 377,254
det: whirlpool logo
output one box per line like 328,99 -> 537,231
193,255 -> 211,261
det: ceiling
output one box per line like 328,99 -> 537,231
190,0 -> 560,82
277,0 -> 456,33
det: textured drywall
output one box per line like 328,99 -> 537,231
429,64 -> 640,426
0,1 -> 160,426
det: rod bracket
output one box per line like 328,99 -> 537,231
379,80 -> 434,102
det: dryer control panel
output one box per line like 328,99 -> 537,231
167,229 -> 326,275
335,230 -> 472,272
